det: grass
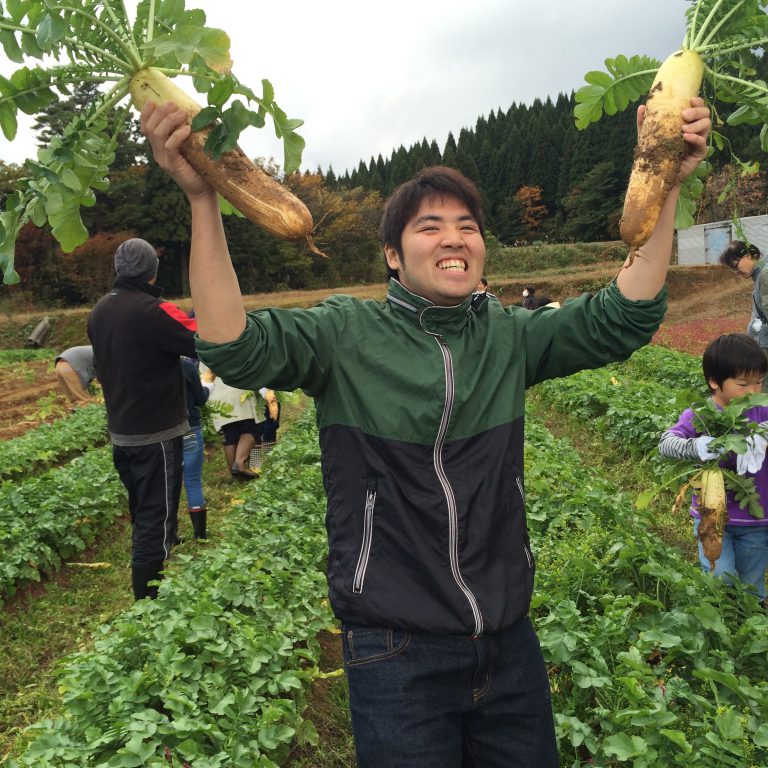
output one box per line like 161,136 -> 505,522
0,392 -> 310,762
0,518 -> 134,758
286,631 -> 356,768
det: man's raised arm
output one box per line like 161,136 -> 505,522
141,100 -> 247,344
616,97 -> 710,301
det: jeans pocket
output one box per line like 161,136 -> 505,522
343,625 -> 410,666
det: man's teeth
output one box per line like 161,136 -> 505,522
438,260 -> 466,271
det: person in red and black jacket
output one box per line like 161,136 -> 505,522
88,238 -> 197,600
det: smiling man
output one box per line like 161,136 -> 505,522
142,97 -> 709,767
382,188 -> 486,305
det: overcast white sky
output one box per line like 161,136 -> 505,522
0,0 -> 690,174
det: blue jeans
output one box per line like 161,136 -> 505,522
182,426 -> 205,509
693,519 -> 768,600
341,616 -> 559,768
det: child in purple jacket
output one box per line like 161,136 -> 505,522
659,333 -> 768,606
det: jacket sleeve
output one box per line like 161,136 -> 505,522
183,361 -> 210,408
195,295 -> 349,396
521,281 -> 667,387
658,408 -> 699,459
758,268 -> 768,319
153,302 -> 197,358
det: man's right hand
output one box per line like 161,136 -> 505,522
140,101 -> 216,202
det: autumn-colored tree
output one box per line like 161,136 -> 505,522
59,230 -> 138,304
514,186 -> 549,241
284,173 -> 384,287
11,222 -> 60,302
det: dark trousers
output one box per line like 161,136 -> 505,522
112,438 -> 183,598
342,615 -> 559,768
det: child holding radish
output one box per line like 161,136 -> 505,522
141,97 -> 709,767
659,333 -> 768,608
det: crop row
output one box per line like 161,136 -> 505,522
0,446 -> 126,602
0,403 -> 107,481
532,348 -> 705,466
610,344 -> 703,393
8,408 -> 334,768
526,413 -> 768,767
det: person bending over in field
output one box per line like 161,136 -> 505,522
659,333 -> 768,608
54,344 -> 97,405
204,370 -> 270,480
720,241 -> 768,392
141,97 -> 709,767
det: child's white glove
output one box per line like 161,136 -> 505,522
736,434 -> 768,475
695,435 -> 721,461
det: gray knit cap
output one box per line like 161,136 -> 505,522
114,238 -> 159,281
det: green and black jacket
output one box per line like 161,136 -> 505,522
197,278 -> 666,637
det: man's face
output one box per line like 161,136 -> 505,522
384,196 -> 485,306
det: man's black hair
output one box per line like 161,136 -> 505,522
703,333 -> 767,391
719,240 -> 761,270
379,166 -> 485,280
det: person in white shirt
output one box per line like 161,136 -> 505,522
205,368 -> 270,479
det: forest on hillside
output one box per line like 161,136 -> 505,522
2,75 -> 767,306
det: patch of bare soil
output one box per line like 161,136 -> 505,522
0,359 -> 69,440
664,266 -> 751,325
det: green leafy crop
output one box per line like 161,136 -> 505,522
0,0 -> 306,284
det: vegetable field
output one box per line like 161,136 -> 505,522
0,348 -> 76,440
0,335 -> 766,767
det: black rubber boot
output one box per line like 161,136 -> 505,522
131,560 -> 164,600
189,507 -> 207,540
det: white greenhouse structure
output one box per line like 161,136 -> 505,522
676,214 -> 768,265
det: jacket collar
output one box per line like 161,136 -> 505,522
113,275 -> 163,297
386,278 -> 475,333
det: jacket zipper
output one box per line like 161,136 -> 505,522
516,476 -> 533,569
434,335 -> 484,637
516,476 -> 525,505
352,485 -> 377,594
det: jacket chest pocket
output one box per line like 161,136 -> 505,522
352,481 -> 378,594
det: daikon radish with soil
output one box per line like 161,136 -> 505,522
695,468 -> 727,571
619,50 -> 704,253
575,0 -> 768,256
130,69 -> 315,246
